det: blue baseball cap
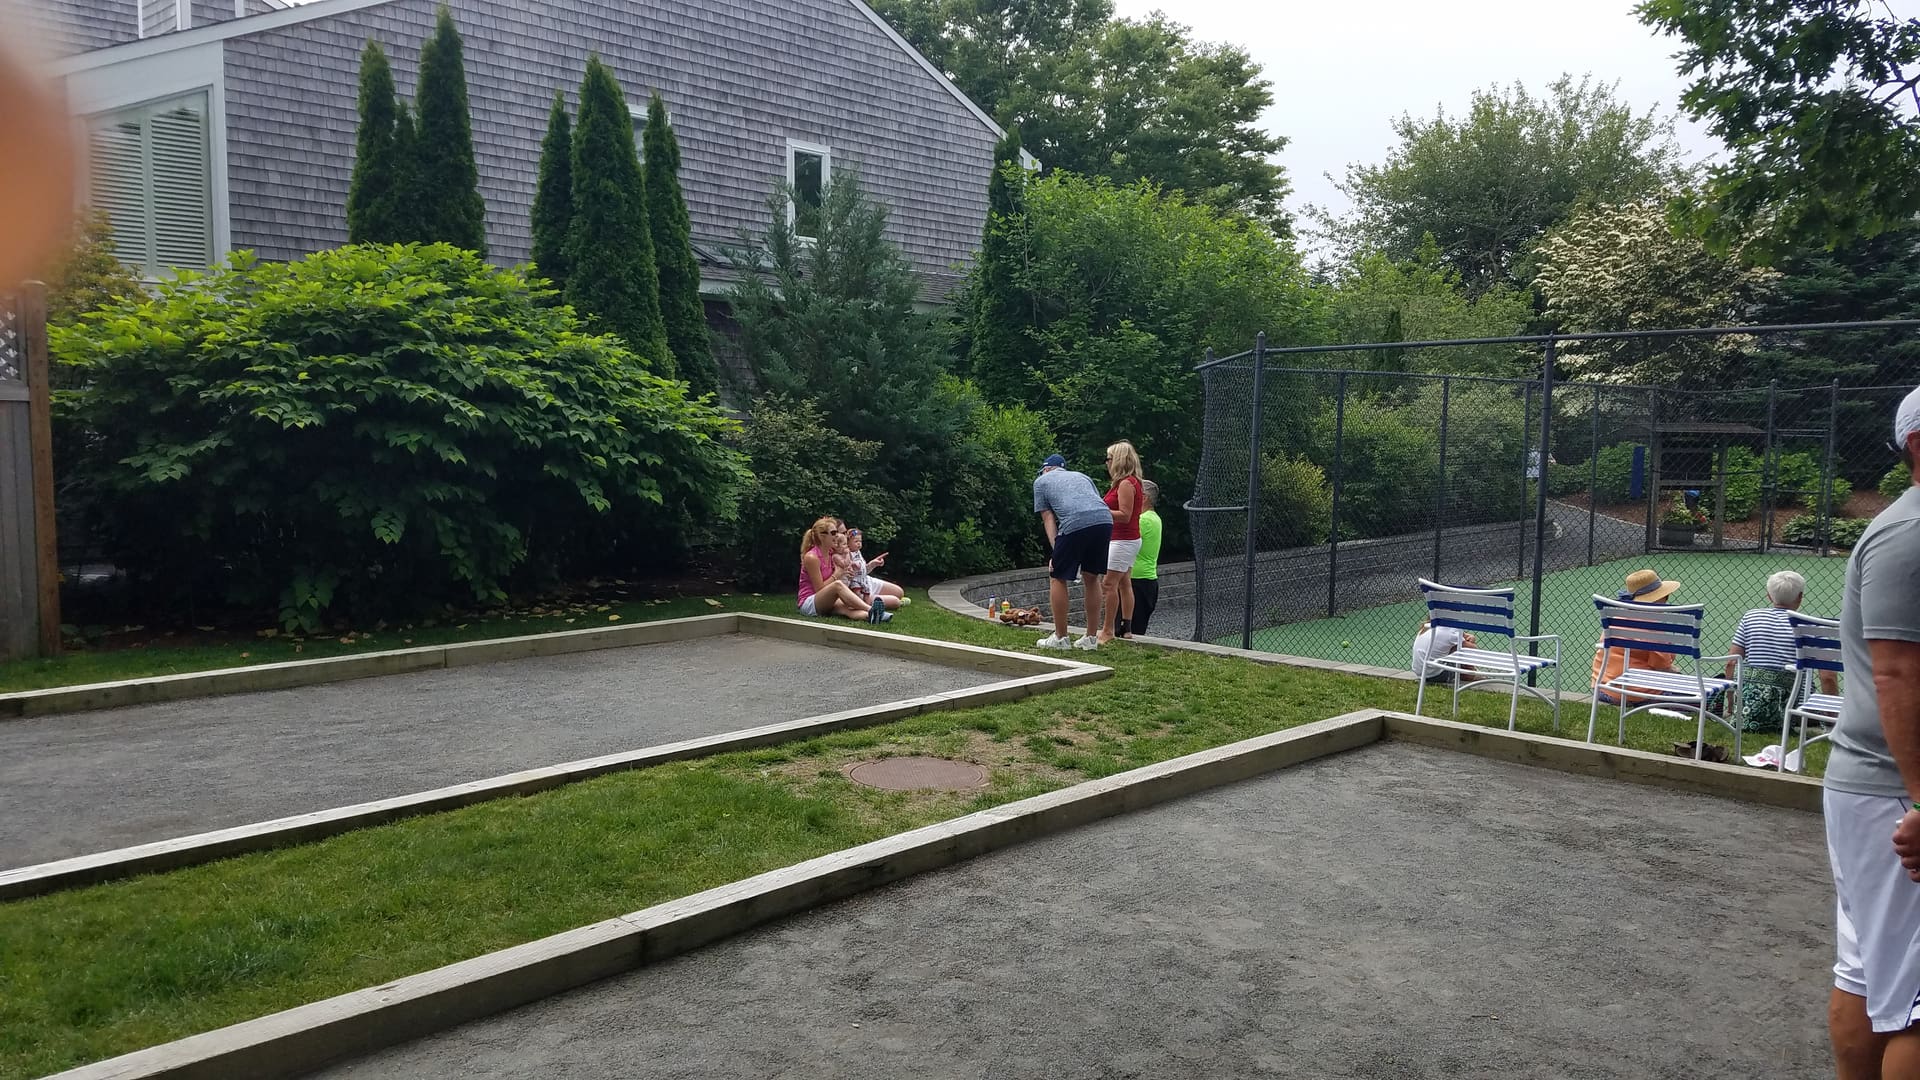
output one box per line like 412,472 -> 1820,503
1038,453 -> 1066,476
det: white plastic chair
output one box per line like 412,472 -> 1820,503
1777,612 -> 1845,773
1586,595 -> 1741,761
1413,579 -> 1561,731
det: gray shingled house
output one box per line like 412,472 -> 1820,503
30,0 -> 1008,315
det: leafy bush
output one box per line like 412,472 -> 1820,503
46,211 -> 144,328
1882,464 -> 1911,499
53,244 -> 744,630
1258,453 -> 1333,548
735,398 -> 894,593
1661,504 -> 1701,530
1591,443 -> 1640,504
1546,461 -> 1586,497
1310,395 -> 1436,539
1772,450 -> 1850,509
1781,514 -> 1869,549
946,391 -> 1055,572
1722,446 -> 1762,521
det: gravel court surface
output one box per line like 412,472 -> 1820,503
320,742 -> 1834,1080
0,635 -> 993,869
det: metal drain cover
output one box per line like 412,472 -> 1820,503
844,756 -> 989,791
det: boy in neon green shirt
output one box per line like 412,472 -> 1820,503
1121,480 -> 1162,638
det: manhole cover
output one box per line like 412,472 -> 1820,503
844,756 -> 989,791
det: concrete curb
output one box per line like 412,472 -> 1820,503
48,711 -> 1383,1080
1381,711 -> 1824,812
1,620 -> 1107,900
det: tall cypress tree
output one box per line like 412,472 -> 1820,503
412,6 -> 487,255
347,41 -> 408,243
967,128 -> 1032,406
643,92 -> 715,394
566,57 -> 672,373
530,90 -> 573,293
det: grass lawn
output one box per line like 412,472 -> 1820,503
0,594 -> 1821,1078
1245,551 -> 1852,694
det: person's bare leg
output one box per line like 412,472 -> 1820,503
1881,1028 -> 1920,1079
818,581 -> 870,620
1100,572 -> 1120,642
1082,571 -> 1105,642
1117,568 -> 1135,638
1833,987 -> 1888,1080
1050,576 -> 1070,639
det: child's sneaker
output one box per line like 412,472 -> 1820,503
1036,633 -> 1072,650
1074,634 -> 1100,651
868,603 -> 887,624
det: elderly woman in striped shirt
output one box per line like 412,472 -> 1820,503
1723,570 -> 1840,732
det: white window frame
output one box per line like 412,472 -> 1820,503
785,139 -> 830,242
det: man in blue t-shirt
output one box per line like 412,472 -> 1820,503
1031,454 -> 1110,651
1830,385 -> 1920,1076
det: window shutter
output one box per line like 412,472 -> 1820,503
147,102 -> 211,271
87,119 -> 151,274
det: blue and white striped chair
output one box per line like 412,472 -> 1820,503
1413,579 -> 1561,731
1778,612 -> 1845,772
1587,595 -> 1741,761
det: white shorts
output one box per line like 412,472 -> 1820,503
798,595 -> 818,617
1107,538 -> 1142,576
1828,787 -> 1920,1032
867,575 -> 893,594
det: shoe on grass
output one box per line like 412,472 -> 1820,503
897,596 -> 912,607
1074,634 -> 1099,651
1037,633 -> 1072,650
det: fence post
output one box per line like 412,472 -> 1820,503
1820,378 -> 1840,559
1518,381 -> 1534,580
1587,385 -> 1599,566
1645,389 -> 1661,554
21,282 -> 59,657
1191,348 -> 1214,642
1241,334 -> 1266,651
1327,371 -> 1348,620
1433,375 -> 1450,582
1762,380 -> 1778,553
1527,342 -> 1556,679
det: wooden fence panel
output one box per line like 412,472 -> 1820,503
0,285 -> 57,661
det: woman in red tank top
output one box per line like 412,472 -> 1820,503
1100,440 -> 1146,642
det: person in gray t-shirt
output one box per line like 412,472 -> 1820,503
1030,454 -> 1111,650
1826,385 -> 1920,1073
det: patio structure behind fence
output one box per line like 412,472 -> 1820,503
1186,321 -> 1919,687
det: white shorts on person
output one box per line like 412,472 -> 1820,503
798,595 -> 818,617
1828,788 -> 1920,1031
1108,538 -> 1142,576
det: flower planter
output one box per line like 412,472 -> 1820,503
1658,526 -> 1697,548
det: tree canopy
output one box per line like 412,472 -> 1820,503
529,90 -> 573,293
565,57 -> 671,373
1328,76 -> 1684,295
411,7 -> 487,255
868,0 -> 1289,230
1638,0 -> 1920,257
644,92 -> 718,396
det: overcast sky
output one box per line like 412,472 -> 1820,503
1107,0 -> 1722,225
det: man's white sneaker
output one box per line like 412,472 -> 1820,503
1037,633 -> 1072,650
1074,634 -> 1100,651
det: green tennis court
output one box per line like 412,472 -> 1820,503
1240,552 -> 1850,694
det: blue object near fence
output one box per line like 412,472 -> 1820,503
1630,446 -> 1646,500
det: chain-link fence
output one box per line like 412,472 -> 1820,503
1188,322 -> 1920,693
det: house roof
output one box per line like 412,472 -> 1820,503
46,0 -> 1017,154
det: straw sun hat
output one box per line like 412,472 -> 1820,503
1622,568 -> 1680,604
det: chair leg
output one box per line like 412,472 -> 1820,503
1693,705 -> 1706,761
1617,695 -> 1627,747
1780,710 -> 1793,772
1506,678 -> 1520,732
1585,689 -> 1601,744
1414,673 -> 1427,719
1551,663 -> 1562,733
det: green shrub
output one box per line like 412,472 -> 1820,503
1309,395 -> 1436,539
1722,446 -> 1762,521
948,393 -> 1055,571
1781,514 -> 1869,549
735,397 -> 894,593
1882,464 -> 1911,499
1772,450 -> 1850,509
53,244 -> 744,630
1258,453 -> 1334,547
1546,461 -> 1586,497
1591,443 -> 1640,504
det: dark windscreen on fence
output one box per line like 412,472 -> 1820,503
1186,323 -> 1919,693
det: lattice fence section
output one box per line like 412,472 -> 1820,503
0,296 -> 21,383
